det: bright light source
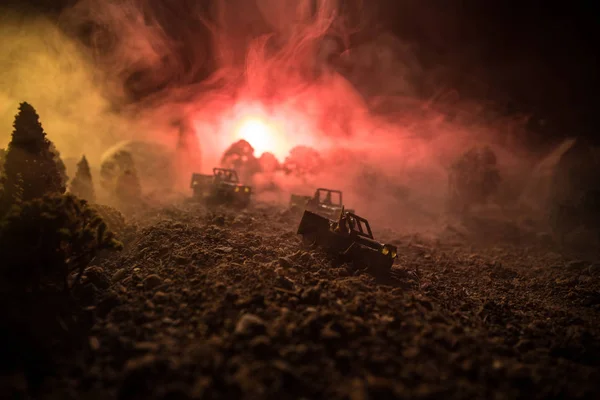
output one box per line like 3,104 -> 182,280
235,116 -> 280,157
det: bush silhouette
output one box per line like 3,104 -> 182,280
448,146 -> 501,213
91,203 -> 129,241
283,146 -> 324,178
0,102 -> 66,215
99,149 -> 136,192
0,193 -> 122,293
69,155 -> 95,203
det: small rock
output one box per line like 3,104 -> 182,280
123,354 -> 160,374
153,291 -> 168,302
143,274 -> 163,290
85,266 -> 110,290
88,336 -> 100,351
235,314 -> 267,337
215,246 -> 233,253
111,269 -> 128,283
249,335 -> 271,355
320,325 -> 341,340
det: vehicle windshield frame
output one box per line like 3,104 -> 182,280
213,168 -> 239,183
316,189 -> 342,206
345,213 -> 374,239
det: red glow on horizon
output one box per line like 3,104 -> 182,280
197,100 -> 327,164
233,115 -> 285,158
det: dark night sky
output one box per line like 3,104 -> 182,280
3,0 -> 599,145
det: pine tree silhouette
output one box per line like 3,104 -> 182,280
0,102 -> 66,213
69,155 -> 96,203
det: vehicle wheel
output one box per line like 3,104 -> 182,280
352,254 -> 370,273
302,233 -> 317,247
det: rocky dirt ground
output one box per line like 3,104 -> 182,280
8,201 -> 600,399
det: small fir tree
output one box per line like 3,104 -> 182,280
69,155 -> 96,203
0,102 -> 66,214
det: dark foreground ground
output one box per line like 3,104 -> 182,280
4,202 -> 600,399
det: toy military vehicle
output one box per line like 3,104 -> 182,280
297,207 -> 397,274
290,188 -> 355,219
190,168 -> 252,207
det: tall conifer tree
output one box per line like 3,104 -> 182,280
0,102 -> 66,213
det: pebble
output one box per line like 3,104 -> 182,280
153,291 -> 168,302
143,274 -> 163,290
235,314 -> 267,337
85,266 -> 110,289
111,269 -> 128,283
88,336 -> 101,351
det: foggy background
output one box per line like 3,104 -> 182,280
0,0 -> 598,233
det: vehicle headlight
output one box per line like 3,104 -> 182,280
235,187 -> 240,192
382,245 -> 397,258
244,187 -> 250,193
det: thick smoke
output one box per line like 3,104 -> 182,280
1,0 -> 540,234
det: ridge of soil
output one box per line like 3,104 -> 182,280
6,202 -> 600,399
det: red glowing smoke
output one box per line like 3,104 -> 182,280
50,0 -> 535,231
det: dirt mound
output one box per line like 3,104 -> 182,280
12,202 -> 600,399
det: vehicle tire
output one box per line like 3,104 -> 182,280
351,251 -> 370,273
